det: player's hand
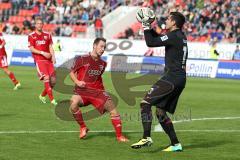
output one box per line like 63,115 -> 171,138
136,7 -> 155,24
51,56 -> 56,64
40,51 -> 52,59
76,81 -> 86,88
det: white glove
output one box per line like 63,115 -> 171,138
136,7 -> 156,24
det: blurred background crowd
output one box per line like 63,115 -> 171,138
0,0 -> 239,43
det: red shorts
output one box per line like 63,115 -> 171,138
35,60 -> 55,80
74,88 -> 111,114
0,55 -> 8,68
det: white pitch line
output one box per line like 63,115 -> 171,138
0,129 -> 240,135
1,117 -> 240,134
173,116 -> 240,124
154,116 -> 240,131
176,130 -> 240,132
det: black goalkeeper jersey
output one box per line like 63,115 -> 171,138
144,29 -> 188,76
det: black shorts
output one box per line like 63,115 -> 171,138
143,76 -> 185,114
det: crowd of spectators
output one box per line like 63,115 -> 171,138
0,0 -> 239,43
120,0 -> 240,43
0,0 -> 122,37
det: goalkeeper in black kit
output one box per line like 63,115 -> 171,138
131,9 -> 188,152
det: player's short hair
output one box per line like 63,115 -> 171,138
93,38 -> 106,45
170,12 -> 185,29
35,16 -> 43,23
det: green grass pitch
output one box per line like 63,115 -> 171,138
0,66 -> 240,160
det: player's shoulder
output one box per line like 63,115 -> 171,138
166,31 -> 177,39
42,31 -> 52,38
28,31 -> 36,37
0,32 -> 3,39
169,29 -> 184,38
74,54 -> 89,61
100,58 -> 107,66
81,54 -> 91,58
81,54 -> 91,60
42,31 -> 51,35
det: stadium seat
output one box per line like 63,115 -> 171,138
113,22 -> 141,39
18,9 -> 37,16
72,25 -> 87,32
131,22 -> 141,33
0,3 -> 11,10
8,16 -> 25,23
43,24 -> 57,32
38,0 -> 45,3
57,0 -> 63,4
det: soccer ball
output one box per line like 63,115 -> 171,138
136,7 -> 156,23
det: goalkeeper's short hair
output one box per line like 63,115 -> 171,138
170,12 -> 185,29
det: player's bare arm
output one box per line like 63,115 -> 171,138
49,44 -> 56,64
0,39 -> 6,48
69,71 -> 86,88
29,46 -> 51,59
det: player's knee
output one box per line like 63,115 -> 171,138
50,82 -> 56,88
3,68 -> 10,74
50,76 -> 56,88
156,108 -> 168,122
43,76 -> 49,82
70,99 -> 79,110
140,100 -> 152,122
109,108 -> 118,116
104,100 -> 117,112
140,100 -> 151,114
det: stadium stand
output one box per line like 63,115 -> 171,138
0,0 -> 239,42
0,0 -> 114,37
116,0 -> 240,43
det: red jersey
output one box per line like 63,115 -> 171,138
28,31 -> 53,61
0,33 -> 6,57
71,54 -> 107,90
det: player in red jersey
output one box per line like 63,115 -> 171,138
0,32 -> 21,90
70,38 -> 129,142
28,17 -> 57,106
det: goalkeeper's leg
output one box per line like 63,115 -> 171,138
131,100 -> 153,149
131,79 -> 174,149
156,108 -> 182,152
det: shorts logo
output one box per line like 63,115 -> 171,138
148,88 -> 154,95
160,35 -> 168,41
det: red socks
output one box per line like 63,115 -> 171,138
72,109 -> 86,128
44,82 -> 54,101
8,72 -> 18,85
72,110 -> 122,137
111,114 -> 122,137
